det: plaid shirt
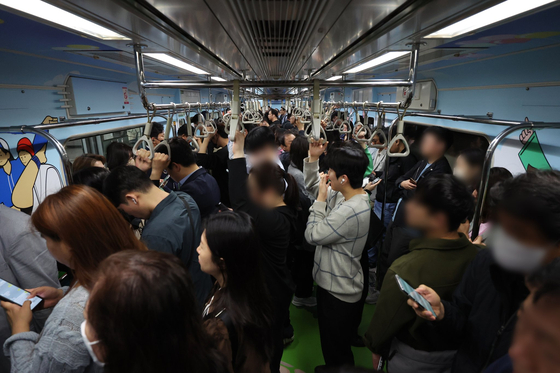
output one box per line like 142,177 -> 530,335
303,159 -> 371,303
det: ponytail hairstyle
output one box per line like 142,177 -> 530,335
249,161 -> 300,210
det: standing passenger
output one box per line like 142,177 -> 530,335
229,130 -> 299,373
83,250 -> 227,373
1,185 -> 146,373
303,141 -> 371,369
198,212 -> 274,373
149,137 -> 220,219
0,206 -> 59,372
103,166 -> 212,307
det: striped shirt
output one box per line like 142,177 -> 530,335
303,158 -> 371,303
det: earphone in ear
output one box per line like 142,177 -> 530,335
341,178 -> 346,184
132,198 -> 138,205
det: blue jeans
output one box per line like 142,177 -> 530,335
368,202 -> 397,265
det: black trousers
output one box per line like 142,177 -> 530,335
317,286 -> 363,367
293,249 -> 315,298
270,286 -> 293,373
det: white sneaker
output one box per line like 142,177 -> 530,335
366,289 -> 380,305
292,296 -> 317,307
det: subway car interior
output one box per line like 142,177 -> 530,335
1,0 -> 560,372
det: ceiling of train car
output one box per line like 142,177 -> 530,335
1,0 -> 559,91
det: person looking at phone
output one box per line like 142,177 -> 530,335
364,174 -> 478,373
303,140 -> 371,369
1,185 -> 146,373
405,170 -> 560,373
83,250 -> 227,373
198,211 -> 274,373
229,129 -> 299,373
103,166 -> 211,308
0,206 -> 59,371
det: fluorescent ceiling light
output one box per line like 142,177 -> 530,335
424,0 -> 557,38
211,76 -> 226,82
326,75 -> 343,81
343,51 -> 410,74
144,53 -> 209,75
0,0 -> 129,40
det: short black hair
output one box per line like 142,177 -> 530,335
72,167 -> 110,193
280,132 -> 297,147
423,126 -> 454,151
493,170 -> 560,242
459,148 -> 485,169
245,126 -> 276,153
269,108 -> 279,118
480,167 -> 513,223
289,136 -> 309,172
103,166 -> 154,207
324,142 -> 369,189
414,174 -> 475,232
150,122 -> 164,139
164,137 -> 196,167
215,122 -> 228,139
177,124 -> 191,138
527,258 -> 560,304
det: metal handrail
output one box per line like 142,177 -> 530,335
0,126 -> 73,185
471,122 -> 560,238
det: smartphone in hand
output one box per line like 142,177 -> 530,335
395,275 -> 436,318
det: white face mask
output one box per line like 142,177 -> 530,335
80,321 -> 105,367
490,226 -> 547,274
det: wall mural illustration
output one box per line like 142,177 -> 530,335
0,116 -> 63,214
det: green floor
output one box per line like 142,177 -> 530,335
280,302 -> 376,373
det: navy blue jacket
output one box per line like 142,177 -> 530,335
142,191 -> 212,308
174,167 -> 220,220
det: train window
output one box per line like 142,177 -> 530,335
64,126 -> 144,162
407,124 -> 489,168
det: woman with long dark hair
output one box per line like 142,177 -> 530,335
83,250 -> 226,373
1,185 -> 146,373
229,129 -> 299,373
106,142 -> 134,170
198,211 -> 273,372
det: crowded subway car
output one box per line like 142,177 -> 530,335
0,0 -> 560,372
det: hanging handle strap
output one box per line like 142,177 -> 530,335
387,105 -> 410,157
370,102 -> 388,149
154,104 -> 174,156
133,109 -> 156,159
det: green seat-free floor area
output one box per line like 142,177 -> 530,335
281,303 -> 376,373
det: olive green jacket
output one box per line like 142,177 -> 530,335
364,234 -> 479,354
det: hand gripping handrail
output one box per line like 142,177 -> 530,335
370,102 -> 388,149
339,104 -> 353,134
352,102 -> 374,144
387,105 -> 410,157
132,109 -> 156,159
153,104 -> 174,157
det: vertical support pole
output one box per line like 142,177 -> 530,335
229,80 -> 240,141
403,42 -> 421,108
133,44 -> 150,110
312,79 -> 322,139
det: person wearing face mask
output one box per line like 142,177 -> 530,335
405,170 -> 560,373
453,148 -> 485,191
303,140 -> 371,370
82,250 -> 227,373
1,185 -> 146,373
229,130 -> 299,373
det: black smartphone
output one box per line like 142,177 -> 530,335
216,202 -> 230,212
0,278 -> 43,310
